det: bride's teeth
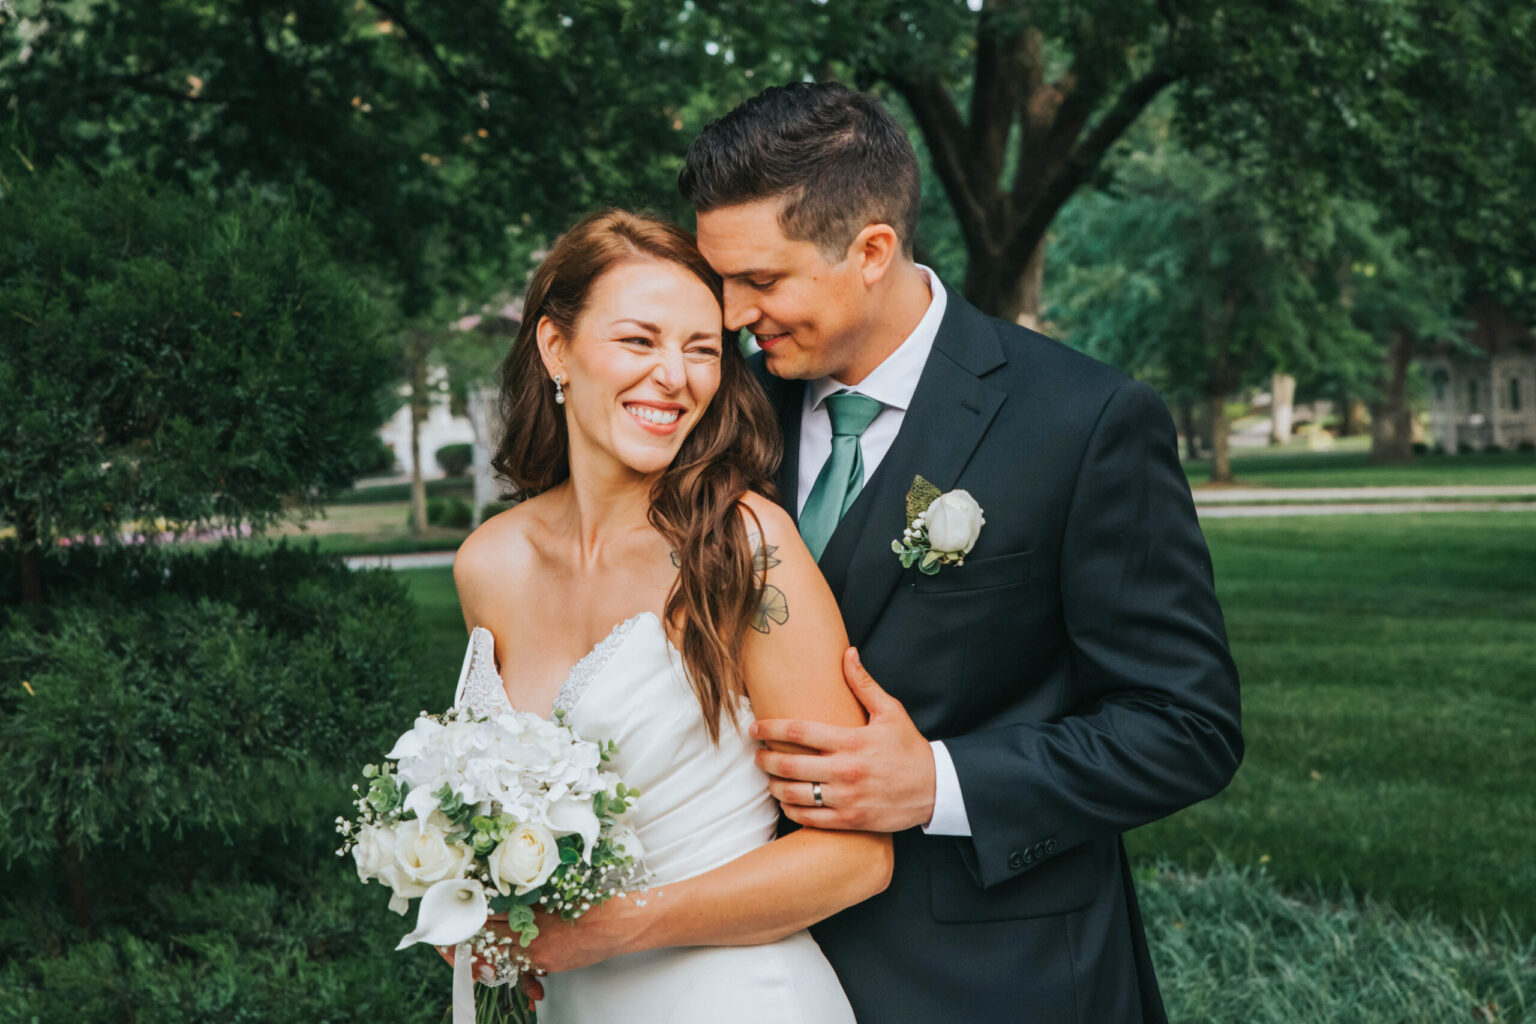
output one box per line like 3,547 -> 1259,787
627,405 -> 679,425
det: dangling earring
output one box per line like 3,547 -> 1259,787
553,374 -> 566,405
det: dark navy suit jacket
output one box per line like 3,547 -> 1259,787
752,285 -> 1243,1023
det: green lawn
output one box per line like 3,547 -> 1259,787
1184,448 -> 1536,489
1126,511 -> 1536,931
399,511 -> 1536,932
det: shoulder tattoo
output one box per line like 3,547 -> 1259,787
750,538 -> 788,634
672,537 -> 789,633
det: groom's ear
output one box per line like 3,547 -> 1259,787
853,223 -> 902,288
535,315 -> 568,381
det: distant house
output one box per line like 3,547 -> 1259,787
1423,298 -> 1536,452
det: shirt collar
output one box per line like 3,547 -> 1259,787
808,265 -> 947,414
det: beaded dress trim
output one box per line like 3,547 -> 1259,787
457,614 -> 647,719
458,627 -> 513,716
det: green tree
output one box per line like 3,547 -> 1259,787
1048,149 -> 1376,481
1311,205 -> 1463,464
0,159 -> 390,601
1,0 -> 731,534
695,0 -> 1535,329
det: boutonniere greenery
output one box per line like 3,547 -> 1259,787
891,475 -> 986,575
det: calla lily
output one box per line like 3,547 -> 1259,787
395,878 -> 488,950
546,793 -> 600,862
403,784 -> 442,821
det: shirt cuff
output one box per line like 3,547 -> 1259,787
921,740 -> 973,837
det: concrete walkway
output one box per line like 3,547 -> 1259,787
1198,501 -> 1536,518
346,550 -> 456,570
1192,484 -> 1536,503
345,487 -> 1536,569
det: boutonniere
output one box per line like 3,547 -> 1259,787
891,475 -> 985,575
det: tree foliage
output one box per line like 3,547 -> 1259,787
1048,145 -> 1456,478
693,0 -> 1536,323
0,160 -> 390,597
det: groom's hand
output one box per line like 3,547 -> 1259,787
751,647 -> 936,832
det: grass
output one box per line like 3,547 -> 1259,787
1184,448 -> 1536,489
1126,511 -> 1536,932
398,511 -> 1536,933
1142,861 -> 1535,1023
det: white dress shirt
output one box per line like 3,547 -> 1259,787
795,266 -> 972,837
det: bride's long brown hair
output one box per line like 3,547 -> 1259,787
492,209 -> 781,741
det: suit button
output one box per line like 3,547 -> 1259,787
1033,842 -> 1047,860
1008,851 -> 1025,870
1022,848 -> 1035,865
1045,839 -> 1057,854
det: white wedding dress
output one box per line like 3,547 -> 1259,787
453,611 -> 856,1024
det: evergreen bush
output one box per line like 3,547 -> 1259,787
0,160 -> 391,602
435,443 -> 473,478
0,541 -> 442,1019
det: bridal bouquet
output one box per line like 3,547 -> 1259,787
336,706 -> 645,1023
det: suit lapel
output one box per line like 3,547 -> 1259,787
817,290 -> 1007,648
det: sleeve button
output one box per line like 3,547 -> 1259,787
1008,851 -> 1025,870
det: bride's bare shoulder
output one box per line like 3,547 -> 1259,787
453,494 -> 551,603
735,489 -> 795,539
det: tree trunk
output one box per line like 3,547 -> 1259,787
17,510 -> 43,605
1014,239 -> 1046,330
1178,400 -> 1202,461
963,242 -> 1042,326
55,820 -> 93,936
1369,331 -> 1415,465
409,353 -> 429,538
1337,395 -> 1366,437
887,30 -> 1178,323
1269,373 -> 1296,445
1208,392 -> 1233,483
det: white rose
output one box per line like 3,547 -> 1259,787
488,824 -> 562,895
923,490 -> 985,556
351,824 -> 395,884
606,823 -> 644,864
392,814 -> 474,897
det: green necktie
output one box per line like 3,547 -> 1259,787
799,391 -> 884,562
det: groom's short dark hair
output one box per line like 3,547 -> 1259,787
679,82 -> 921,260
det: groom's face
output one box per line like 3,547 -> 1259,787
696,198 -> 871,382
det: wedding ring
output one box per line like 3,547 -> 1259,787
812,781 -> 825,807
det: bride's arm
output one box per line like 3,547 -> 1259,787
521,493 -> 893,970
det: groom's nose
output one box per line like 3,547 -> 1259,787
722,281 -> 760,333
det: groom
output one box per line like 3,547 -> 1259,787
682,82 -> 1243,1022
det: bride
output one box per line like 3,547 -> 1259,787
447,209 -> 891,1021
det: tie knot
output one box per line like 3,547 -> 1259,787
824,391 -> 883,438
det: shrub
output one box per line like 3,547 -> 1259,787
0,161 -> 391,601
435,443 -> 473,478
0,541 -> 422,867
411,497 -> 473,531
432,497 -> 474,529
0,541 -> 445,1020
357,436 -> 400,477
332,479 -> 472,506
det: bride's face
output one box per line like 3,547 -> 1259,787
539,259 -> 725,479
